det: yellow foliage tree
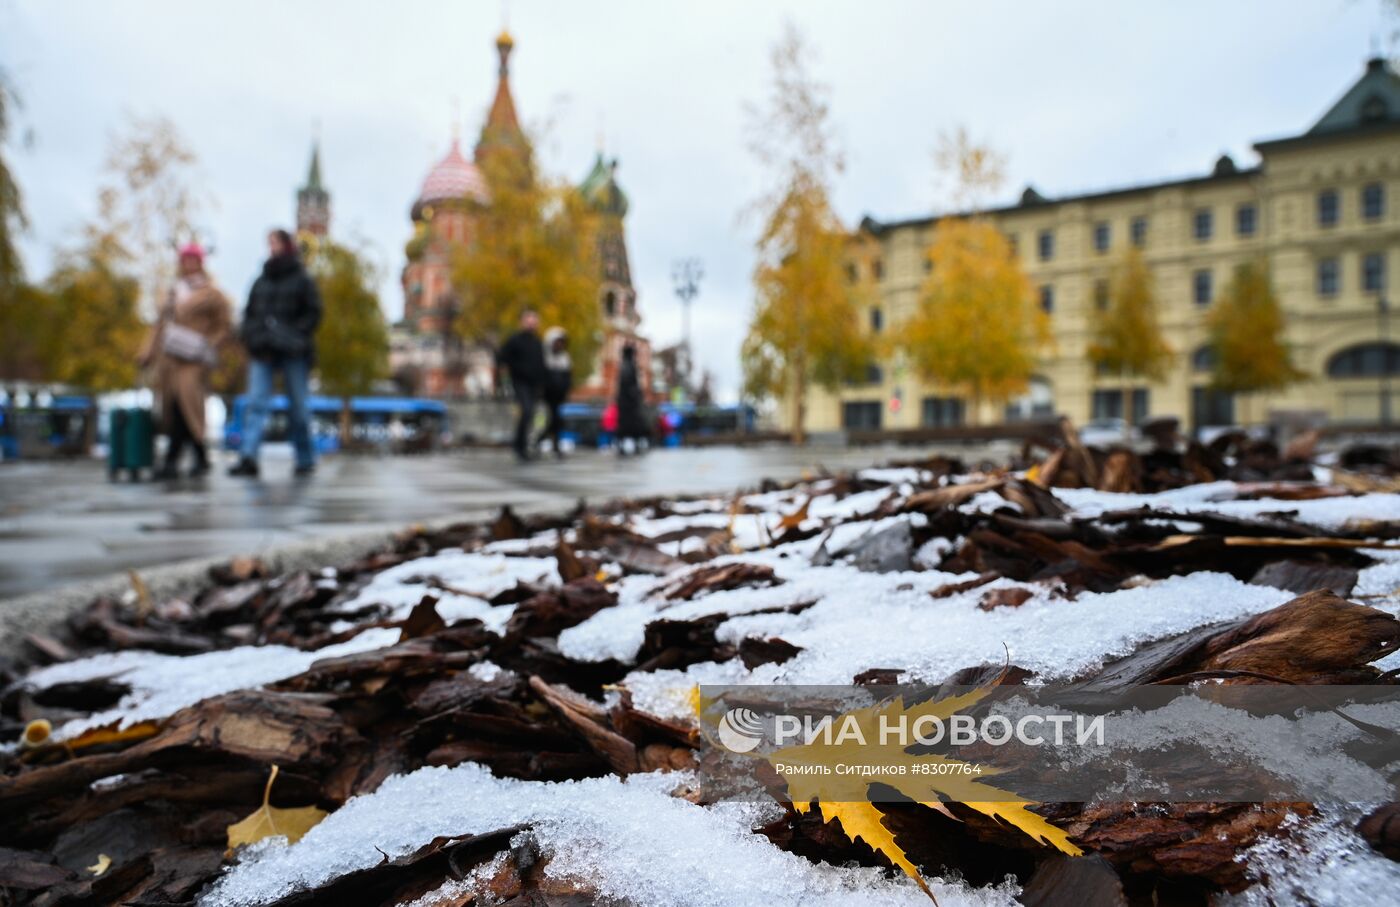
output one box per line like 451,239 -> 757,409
1208,260 -> 1305,422
42,230 -> 145,391
900,218 -> 1048,423
452,134 -> 600,385
741,23 -> 871,443
1087,247 -> 1173,433
304,237 -> 389,442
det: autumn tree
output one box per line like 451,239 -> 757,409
1087,247 -> 1173,435
740,23 -> 871,443
305,237 -> 389,443
0,68 -> 25,295
1208,260 -> 1304,423
97,116 -> 209,315
452,129 -> 601,385
900,218 -> 1048,424
933,126 -> 1006,214
42,230 -> 145,391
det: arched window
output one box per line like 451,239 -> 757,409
1191,345 -> 1217,373
603,289 -> 617,317
1327,342 -> 1400,378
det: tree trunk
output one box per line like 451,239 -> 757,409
1122,365 -> 1132,444
340,398 -> 352,451
790,372 -> 807,446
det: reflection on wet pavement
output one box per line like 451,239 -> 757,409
0,444 -> 952,599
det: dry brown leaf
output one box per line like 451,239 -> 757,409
226,765 -> 328,854
128,569 -> 153,621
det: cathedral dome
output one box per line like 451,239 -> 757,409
416,139 -> 489,213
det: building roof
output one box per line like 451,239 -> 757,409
579,153 -> 629,217
1310,57 -> 1400,135
860,57 -> 1391,237
477,30 -> 526,158
417,138 -> 489,209
301,141 -> 324,194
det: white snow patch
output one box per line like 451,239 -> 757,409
20,628 -> 400,739
334,551 -> 558,633
201,763 -> 1020,907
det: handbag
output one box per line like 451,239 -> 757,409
162,322 -> 213,364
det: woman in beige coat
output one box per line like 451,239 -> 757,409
139,244 -> 233,478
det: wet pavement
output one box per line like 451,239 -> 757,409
0,443 -> 1001,599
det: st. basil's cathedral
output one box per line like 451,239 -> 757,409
389,30 -> 654,403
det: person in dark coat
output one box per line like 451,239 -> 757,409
537,326 -> 572,458
614,344 -> 649,456
229,229 -> 322,478
496,309 -> 546,461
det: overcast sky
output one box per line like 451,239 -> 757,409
2,0 -> 1393,400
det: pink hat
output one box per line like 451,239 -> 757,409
178,242 -> 206,262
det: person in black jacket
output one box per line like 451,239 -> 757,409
614,344 -> 649,456
229,230 -> 322,478
537,326 -> 572,458
496,310 -> 546,461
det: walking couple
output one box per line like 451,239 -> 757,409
496,309 -> 647,461
142,229 -> 321,480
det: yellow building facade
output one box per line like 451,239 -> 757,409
800,58 -> 1400,434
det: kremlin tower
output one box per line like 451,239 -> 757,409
295,141 -> 330,238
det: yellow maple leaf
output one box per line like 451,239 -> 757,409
226,765 -> 328,854
699,681 -> 1081,900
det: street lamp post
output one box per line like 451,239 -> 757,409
671,258 -> 703,390
1380,295 -> 1392,428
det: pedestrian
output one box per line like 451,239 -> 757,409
228,229 -> 322,478
496,309 -> 546,461
537,327 -> 572,458
139,243 -> 233,479
614,343 -> 649,456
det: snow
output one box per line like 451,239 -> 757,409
333,551 -> 558,633
1220,810 -> 1400,907
19,628 -> 399,739
1055,483 -> 1400,531
201,762 -> 1021,907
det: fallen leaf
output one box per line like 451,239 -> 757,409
86,854 -> 110,876
226,765 -> 328,854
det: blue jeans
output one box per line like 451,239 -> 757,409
240,357 -> 315,468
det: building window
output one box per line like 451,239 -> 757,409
1364,183 -> 1385,221
920,396 -> 965,428
1191,344 -> 1217,373
842,401 -> 882,431
1039,284 -> 1054,314
872,259 -> 885,281
1093,222 -> 1110,253
1037,229 -> 1054,261
1007,234 -> 1018,257
1093,278 -> 1110,311
1327,342 -> 1400,378
1193,269 -> 1212,306
1091,388 -> 1149,424
1236,203 -> 1257,237
1192,387 -> 1235,428
1317,189 -> 1339,228
1130,216 -> 1148,248
1193,209 -> 1213,241
845,263 -> 859,284
870,307 -> 884,332
923,257 -> 933,274
1364,252 -> 1387,294
1317,258 -> 1340,297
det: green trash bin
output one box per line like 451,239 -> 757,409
108,407 -> 155,481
